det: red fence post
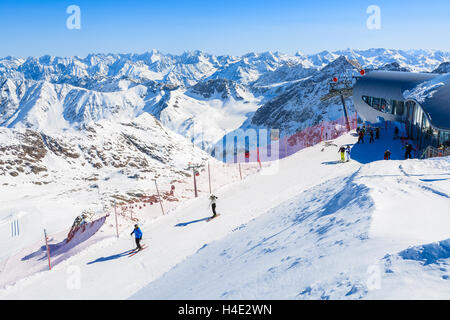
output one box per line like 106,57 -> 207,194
257,147 -> 261,168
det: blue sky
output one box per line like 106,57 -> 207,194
1,0 -> 450,58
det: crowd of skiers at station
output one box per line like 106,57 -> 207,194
338,124 -> 415,162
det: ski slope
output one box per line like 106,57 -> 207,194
1,128 -> 449,299
132,157 -> 450,299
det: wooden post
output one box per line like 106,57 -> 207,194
114,201 -> 119,238
154,179 -> 165,215
44,229 -> 51,271
208,162 -> 212,194
284,139 -> 287,158
239,162 -> 242,180
193,167 -> 198,198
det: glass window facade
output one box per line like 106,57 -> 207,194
362,96 -> 404,116
406,101 -> 448,149
391,100 -> 404,116
439,131 -> 450,147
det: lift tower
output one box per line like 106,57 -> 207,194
320,59 -> 365,131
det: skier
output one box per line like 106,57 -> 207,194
79,213 -> 88,226
130,224 -> 143,250
384,149 -> 391,160
357,129 -> 364,144
403,143 -> 414,159
209,194 -> 218,218
345,145 -> 351,162
338,146 -> 346,162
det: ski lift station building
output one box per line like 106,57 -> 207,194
353,70 -> 450,150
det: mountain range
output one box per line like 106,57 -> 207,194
1,48 -> 450,185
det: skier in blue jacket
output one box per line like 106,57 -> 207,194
130,224 -> 143,250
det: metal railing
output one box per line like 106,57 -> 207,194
420,145 -> 450,159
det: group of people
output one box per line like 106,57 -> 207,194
129,194 -> 219,251
338,145 -> 351,162
389,126 -> 415,159
356,125 -> 380,144
354,124 -> 415,160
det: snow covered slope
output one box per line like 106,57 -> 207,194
0,112 -> 214,265
1,127 -> 449,299
132,157 -> 450,299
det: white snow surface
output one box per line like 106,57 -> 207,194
1,129 -> 449,299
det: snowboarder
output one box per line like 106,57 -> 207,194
209,194 -> 218,218
369,129 -> 375,143
338,146 -> 346,162
384,149 -> 391,160
345,146 -> 351,162
130,224 -> 143,250
403,143 -> 414,159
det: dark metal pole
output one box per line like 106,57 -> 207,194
340,94 -> 351,131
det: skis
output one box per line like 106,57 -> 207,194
206,214 -> 220,222
128,244 -> 147,257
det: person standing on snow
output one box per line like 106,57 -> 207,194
394,127 -> 399,140
338,146 -> 346,162
384,149 -> 391,160
404,143 -> 414,159
130,224 -> 143,250
345,146 -> 351,162
369,129 -> 375,143
375,127 -> 380,139
357,130 -> 364,144
209,194 -> 218,218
